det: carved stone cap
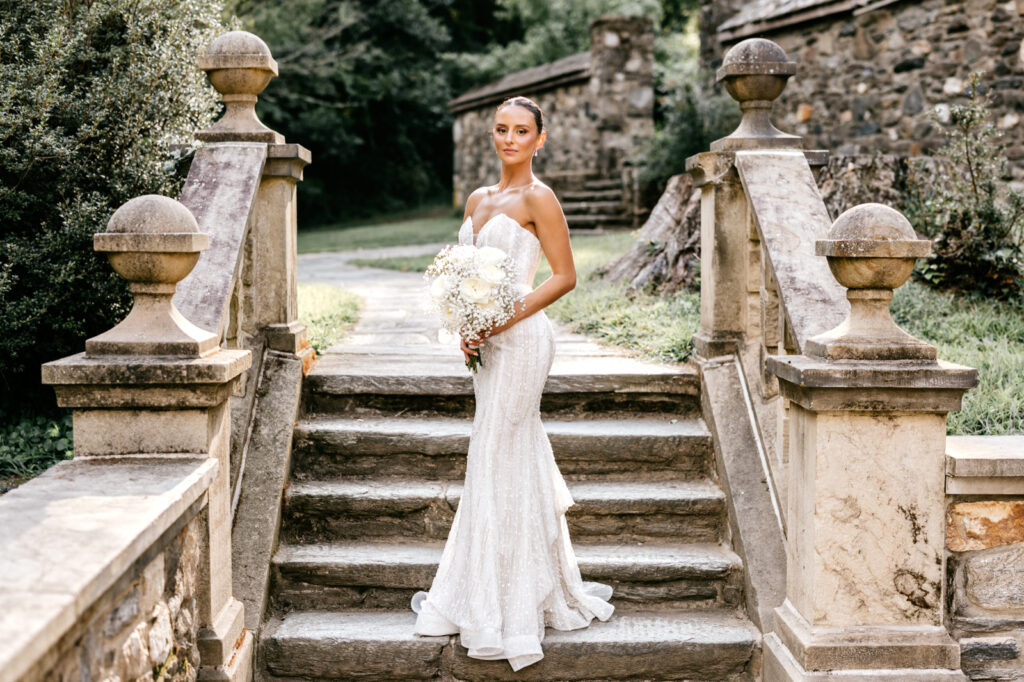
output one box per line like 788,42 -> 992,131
816,203 -> 931,262
716,39 -> 796,81
197,30 -> 278,74
197,31 -> 283,143
805,203 -> 937,361
83,195 -> 218,358
711,38 -> 801,152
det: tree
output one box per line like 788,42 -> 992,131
0,0 -> 226,405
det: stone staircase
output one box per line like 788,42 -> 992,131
257,355 -> 759,680
560,177 -> 633,231
265,259 -> 760,680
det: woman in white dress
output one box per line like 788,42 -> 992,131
411,96 -> 614,671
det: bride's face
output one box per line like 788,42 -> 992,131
493,105 -> 545,164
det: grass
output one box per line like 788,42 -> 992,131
298,211 -> 462,254
298,283 -> 363,353
893,281 -> 1024,435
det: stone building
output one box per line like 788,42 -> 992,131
448,15 -> 655,229
699,0 -> 1024,175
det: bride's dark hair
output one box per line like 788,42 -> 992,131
498,96 -> 544,134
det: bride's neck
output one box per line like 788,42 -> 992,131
497,161 -> 533,191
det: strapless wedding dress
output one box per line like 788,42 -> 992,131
411,213 -> 614,671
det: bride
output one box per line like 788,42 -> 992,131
411,96 -> 614,670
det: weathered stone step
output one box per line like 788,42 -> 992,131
560,189 -> 623,202
292,415 -> 712,480
560,200 -> 624,215
261,608 -> 759,680
304,353 -> 700,417
564,214 -> 632,229
272,541 -> 743,611
584,178 -> 623,191
282,478 -> 726,543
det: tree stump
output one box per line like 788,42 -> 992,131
596,174 -> 701,294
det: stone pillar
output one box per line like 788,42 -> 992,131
41,196 -> 253,682
763,204 -> 978,680
197,31 -> 313,369
588,15 -> 654,178
688,38 -> 800,358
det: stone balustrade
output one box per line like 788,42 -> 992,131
685,36 -> 1024,681
0,29 -> 310,680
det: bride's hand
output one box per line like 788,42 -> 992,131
460,336 -> 480,363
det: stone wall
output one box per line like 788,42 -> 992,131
701,0 -> 1024,181
44,514 -> 204,682
450,15 -> 655,209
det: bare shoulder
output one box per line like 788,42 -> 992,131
522,181 -> 561,215
463,186 -> 492,217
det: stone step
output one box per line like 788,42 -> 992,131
560,189 -> 623,202
272,541 -> 743,611
304,352 -> 700,417
584,178 -> 623,191
564,214 -> 633,229
261,608 -> 759,680
292,415 -> 712,480
282,478 -> 726,543
560,200 -> 624,215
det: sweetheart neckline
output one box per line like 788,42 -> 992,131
462,213 -> 540,245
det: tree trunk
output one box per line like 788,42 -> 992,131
596,173 -> 701,294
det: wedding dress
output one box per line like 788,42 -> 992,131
411,213 -> 614,671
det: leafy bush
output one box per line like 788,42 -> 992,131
904,74 -> 1024,300
0,0 -> 226,407
0,410 -> 74,482
637,16 -> 737,191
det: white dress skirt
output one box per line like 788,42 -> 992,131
411,214 -> 614,671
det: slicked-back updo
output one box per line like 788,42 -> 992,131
498,96 -> 544,133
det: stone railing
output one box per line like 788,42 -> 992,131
0,30 -> 309,680
689,38 -> 988,680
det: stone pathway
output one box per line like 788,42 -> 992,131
297,245 -> 682,377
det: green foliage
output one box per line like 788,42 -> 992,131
0,410 -> 74,482
904,74 -> 1024,300
298,283 -> 362,353
637,14 -> 737,190
235,0 -> 471,224
0,0 -> 226,404
448,0 -> 663,86
892,281 -> 1024,435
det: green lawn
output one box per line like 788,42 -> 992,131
297,283 -> 363,353
299,213 -> 462,253
892,281 -> 1024,435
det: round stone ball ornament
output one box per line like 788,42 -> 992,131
805,203 -> 936,361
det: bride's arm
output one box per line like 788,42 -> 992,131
485,185 -> 575,337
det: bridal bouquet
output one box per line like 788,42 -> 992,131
425,244 -> 519,373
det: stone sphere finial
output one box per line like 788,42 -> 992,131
711,38 -> 801,152
196,30 -> 283,143
88,195 -> 217,357
805,203 -> 936,361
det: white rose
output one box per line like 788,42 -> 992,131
441,305 -> 458,324
430,275 -> 448,301
478,298 -> 500,314
477,246 -> 506,266
450,245 -> 475,264
479,263 -> 505,284
459,277 -> 492,303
